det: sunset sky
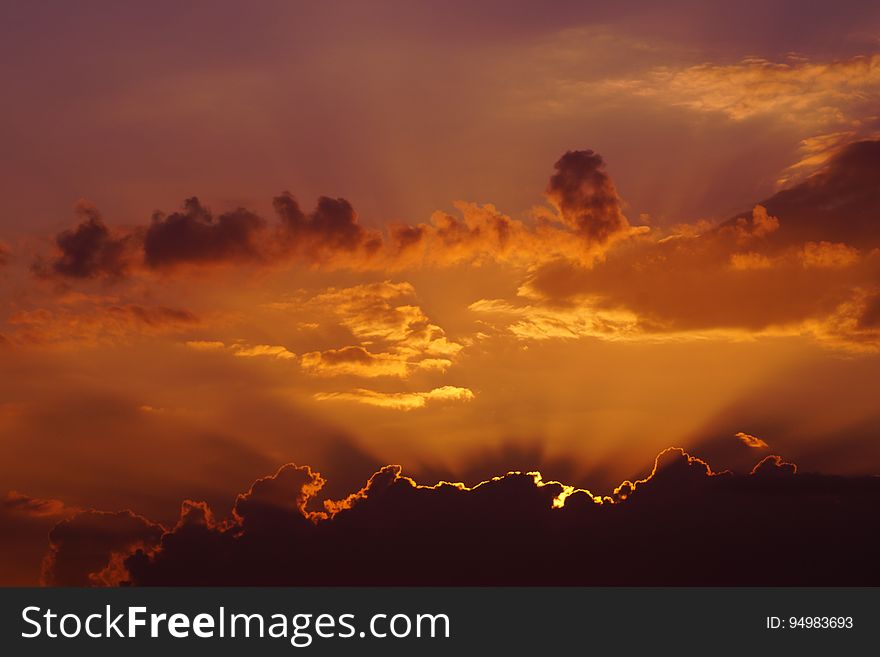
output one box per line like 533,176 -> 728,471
2,1 -> 880,586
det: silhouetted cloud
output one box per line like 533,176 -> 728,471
724,139 -> 880,249
273,193 -> 382,265
34,201 -> 131,280
144,197 -> 266,268
750,454 -> 797,476
42,509 -> 164,586
546,150 -> 630,242
23,149 -> 649,279
36,447 -> 880,586
0,492 -> 79,586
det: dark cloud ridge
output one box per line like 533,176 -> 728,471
39,447 -> 880,586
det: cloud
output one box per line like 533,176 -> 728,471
33,201 -> 131,280
184,340 -> 227,351
736,140 -> 880,249
233,344 -> 296,360
184,340 -> 295,360
735,432 -> 769,449
497,140 -> 880,351
42,509 -> 165,586
36,447 -> 880,586
750,455 -> 797,476
3,491 -> 76,519
0,242 -> 9,268
605,54 -> 880,126
294,281 -> 463,379
8,303 -> 198,346
470,297 -> 644,341
301,346 -> 413,378
0,492 -> 79,586
545,150 -> 630,243
313,386 -> 475,411
144,197 -> 266,269
23,148 -> 648,280
273,194 -> 383,265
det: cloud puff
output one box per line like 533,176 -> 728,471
144,197 -> 266,269
273,194 -> 383,265
187,340 -> 296,359
313,385 -> 475,411
736,432 -> 769,449
34,201 -> 131,280
36,447 -> 880,586
545,150 -> 630,243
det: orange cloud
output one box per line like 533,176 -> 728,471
611,54 -> 880,125
301,346 -> 414,378
313,386 -> 475,411
8,303 -> 198,346
185,340 -> 295,360
294,281 -> 463,377
3,491 -> 77,519
498,141 -> 880,351
735,432 -> 769,449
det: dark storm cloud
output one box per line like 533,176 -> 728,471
723,140 -> 880,249
273,193 -> 383,263
40,448 -> 880,586
34,201 -> 131,280
144,197 -> 267,268
0,493 -> 78,586
42,510 -> 164,586
545,150 -> 630,242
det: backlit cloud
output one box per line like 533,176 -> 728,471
313,386 -> 475,411
144,197 -> 266,269
33,201 -> 131,280
23,150 -> 649,279
735,432 -> 769,449
500,140 -> 880,351
33,447 -> 880,586
295,281 -> 464,378
601,53 -> 880,126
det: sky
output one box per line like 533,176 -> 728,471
2,0 -> 880,586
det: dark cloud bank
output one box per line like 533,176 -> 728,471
40,448 -> 880,586
30,148 -> 631,277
